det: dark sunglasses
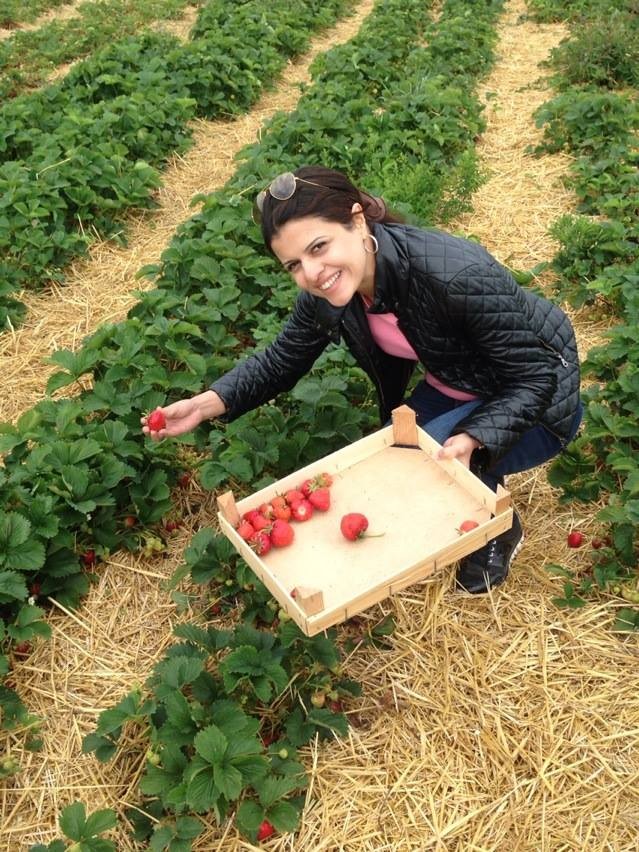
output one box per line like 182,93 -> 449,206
252,172 -> 324,224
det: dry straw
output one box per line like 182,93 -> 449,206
2,0 -> 638,849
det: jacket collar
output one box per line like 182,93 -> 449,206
365,223 -> 408,314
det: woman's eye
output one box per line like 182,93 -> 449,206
312,241 -> 326,253
286,261 -> 300,272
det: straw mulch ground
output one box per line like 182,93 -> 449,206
2,0 -> 638,849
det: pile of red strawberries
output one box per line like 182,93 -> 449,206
235,472 -> 333,556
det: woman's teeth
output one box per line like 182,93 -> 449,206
320,271 -> 340,291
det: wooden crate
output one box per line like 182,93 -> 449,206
217,406 -> 512,636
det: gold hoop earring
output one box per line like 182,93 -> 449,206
363,234 -> 379,255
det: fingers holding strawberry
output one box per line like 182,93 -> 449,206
141,398 -> 205,441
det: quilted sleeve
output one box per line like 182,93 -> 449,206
209,292 -> 330,422
444,261 -> 559,461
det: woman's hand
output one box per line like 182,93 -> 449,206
141,391 -> 226,441
437,432 -> 482,469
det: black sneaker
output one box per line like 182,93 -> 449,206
456,511 -> 524,594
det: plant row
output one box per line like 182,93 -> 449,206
0,0 -> 353,330
12,1 -> 511,847
0,0 -> 201,100
527,0 -> 639,625
0,0 -> 73,29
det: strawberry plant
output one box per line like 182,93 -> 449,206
534,0 -> 639,621
29,800 -> 117,852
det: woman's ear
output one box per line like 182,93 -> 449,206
351,202 -> 365,227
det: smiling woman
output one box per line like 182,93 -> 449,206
141,165 -> 582,595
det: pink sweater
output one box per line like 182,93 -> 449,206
363,298 -> 479,402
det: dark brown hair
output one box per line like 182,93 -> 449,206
259,165 -> 403,252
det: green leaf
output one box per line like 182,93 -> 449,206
236,800 -> 264,835
84,808 -> 118,838
174,816 -> 203,841
545,563 -> 573,579
59,801 -> 86,841
194,725 -> 227,765
81,733 -> 117,763
0,571 -> 28,604
213,762 -> 243,800
185,767 -> 219,812
267,799 -> 300,833
613,607 -> 639,632
8,605 -> 51,641
154,656 -> 204,690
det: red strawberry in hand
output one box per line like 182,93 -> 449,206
257,819 -> 275,842
308,486 -> 330,512
147,408 -> 166,432
340,513 -> 369,541
270,519 -> 294,548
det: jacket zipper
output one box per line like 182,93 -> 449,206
538,337 -> 569,368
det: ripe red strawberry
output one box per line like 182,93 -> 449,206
164,519 -> 180,532
272,502 -> 291,521
252,514 -> 272,533
567,531 -> 584,548
257,820 -> 275,842
458,519 -> 479,534
271,496 -> 291,520
243,509 -> 262,526
147,408 -> 166,432
236,520 -> 255,541
329,699 -> 343,713
340,513 -> 368,541
285,488 -> 304,506
291,499 -> 313,522
591,538 -> 603,550
14,641 -> 32,656
250,531 -> 272,556
270,519 -> 294,548
30,582 -> 41,597
124,515 -> 137,528
308,486 -> 330,512
177,472 -> 191,487
259,502 -> 275,519
82,549 -> 96,567
301,478 -> 314,497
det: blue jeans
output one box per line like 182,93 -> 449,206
403,381 -> 583,491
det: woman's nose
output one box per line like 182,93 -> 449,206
301,256 -> 323,282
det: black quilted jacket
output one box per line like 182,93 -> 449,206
210,223 -> 581,464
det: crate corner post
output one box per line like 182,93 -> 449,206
391,404 -> 418,446
293,586 -> 324,616
217,490 -> 240,527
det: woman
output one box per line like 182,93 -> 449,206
142,166 -> 582,594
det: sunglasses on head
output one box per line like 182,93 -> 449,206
252,172 -> 324,224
